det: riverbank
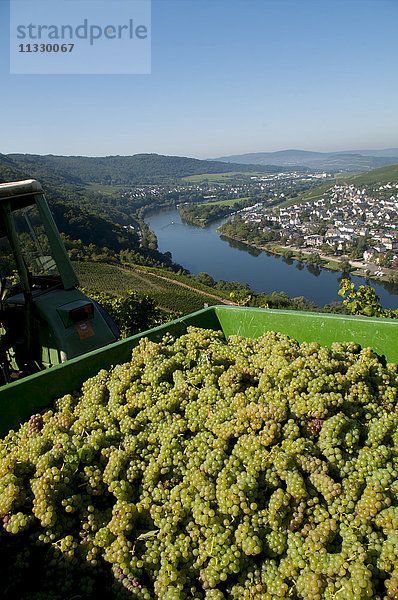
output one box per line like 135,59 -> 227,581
146,207 -> 398,309
271,245 -> 398,285
217,230 -> 397,285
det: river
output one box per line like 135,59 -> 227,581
146,208 -> 398,309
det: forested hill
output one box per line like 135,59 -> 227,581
0,153 -> 290,185
0,155 -> 182,270
51,201 -> 139,252
0,153 -> 136,226
0,153 -> 85,186
48,201 -> 178,270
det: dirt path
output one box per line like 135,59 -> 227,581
118,267 -> 164,290
141,271 -> 237,305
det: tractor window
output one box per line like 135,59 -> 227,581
12,205 -> 60,278
0,235 -> 18,282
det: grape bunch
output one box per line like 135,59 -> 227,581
1,326 -> 398,599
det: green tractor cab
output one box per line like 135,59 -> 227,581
0,179 -> 119,382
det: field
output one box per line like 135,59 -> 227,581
202,196 -> 250,207
74,261 -> 230,314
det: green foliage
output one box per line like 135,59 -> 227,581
339,257 -> 352,274
280,162 -> 398,210
82,289 -> 167,337
0,153 -> 282,186
52,202 -> 139,253
195,272 -> 216,287
135,219 -> 159,251
219,214 -> 280,245
180,199 -> 254,227
349,235 -> 370,260
306,252 -> 323,267
338,279 -> 398,318
138,266 -> 230,300
146,288 -> 218,314
348,161 -> 398,185
216,279 -> 251,294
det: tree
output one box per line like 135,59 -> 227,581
196,272 -> 216,287
312,253 -> 323,267
321,243 -> 332,255
83,289 -> 164,338
314,223 -> 328,235
378,254 -> 388,267
306,252 -> 317,265
340,257 -> 351,274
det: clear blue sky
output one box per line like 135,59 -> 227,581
1,0 -> 397,158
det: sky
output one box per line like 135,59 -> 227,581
0,0 -> 397,159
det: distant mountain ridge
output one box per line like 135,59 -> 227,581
212,148 -> 398,172
0,153 -> 297,186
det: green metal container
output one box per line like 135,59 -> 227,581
1,306 -> 398,436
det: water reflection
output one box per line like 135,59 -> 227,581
376,277 -> 398,296
161,221 -> 184,230
220,236 -> 262,257
282,257 -> 294,266
307,265 -> 321,277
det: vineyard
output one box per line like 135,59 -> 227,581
74,262 -> 229,315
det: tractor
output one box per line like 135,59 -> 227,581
0,179 -> 119,382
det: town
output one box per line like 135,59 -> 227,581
223,181 -> 398,279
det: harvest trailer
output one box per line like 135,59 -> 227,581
1,304 -> 398,434
1,296 -> 398,599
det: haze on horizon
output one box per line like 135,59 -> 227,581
0,0 -> 397,159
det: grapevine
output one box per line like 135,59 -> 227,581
1,326 -> 398,599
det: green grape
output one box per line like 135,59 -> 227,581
1,325 -> 398,599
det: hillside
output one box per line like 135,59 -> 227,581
213,149 -> 398,173
0,153 -> 186,272
75,262 -> 233,315
0,151 -> 307,233
0,152 -> 295,224
0,153 -> 137,226
2,153 -> 288,185
51,200 -> 184,272
51,201 -> 139,253
278,161 -> 398,208
346,162 -> 398,185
